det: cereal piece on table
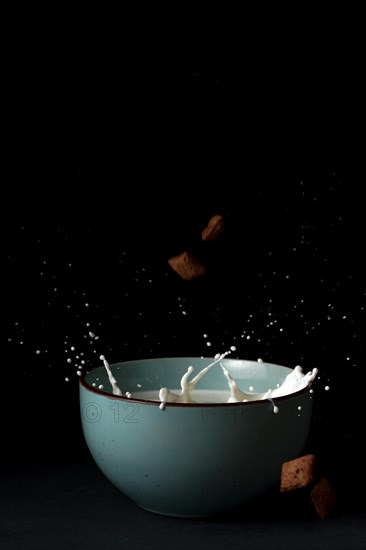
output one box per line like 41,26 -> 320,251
201,214 -> 224,241
168,251 -> 206,280
310,477 -> 337,519
280,453 -> 317,492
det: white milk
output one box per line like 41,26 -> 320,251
100,353 -> 318,410
132,389 -> 233,403
158,352 -> 230,404
100,355 -> 123,396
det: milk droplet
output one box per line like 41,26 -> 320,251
266,397 -> 279,413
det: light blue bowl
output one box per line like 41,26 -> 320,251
80,357 -> 315,517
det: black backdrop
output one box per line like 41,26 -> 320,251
3,5 -> 366,515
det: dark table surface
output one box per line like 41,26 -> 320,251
3,5 -> 366,550
1,456 -> 365,550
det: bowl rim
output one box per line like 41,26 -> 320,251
79,356 -> 316,408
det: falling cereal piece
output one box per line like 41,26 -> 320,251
168,251 -> 206,280
280,453 -> 317,492
201,214 -> 224,241
310,477 -> 337,519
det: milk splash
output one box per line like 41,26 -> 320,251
100,355 -> 123,396
158,359 -> 318,411
159,351 -> 231,405
220,364 -> 318,403
99,353 -> 318,411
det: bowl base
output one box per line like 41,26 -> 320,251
138,504 -> 217,519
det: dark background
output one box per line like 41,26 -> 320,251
2,5 -> 366,548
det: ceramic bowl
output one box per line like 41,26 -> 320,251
79,357 -> 315,517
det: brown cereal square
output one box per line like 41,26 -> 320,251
280,454 -> 317,492
168,251 -> 206,280
310,477 -> 337,519
201,214 -> 224,241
